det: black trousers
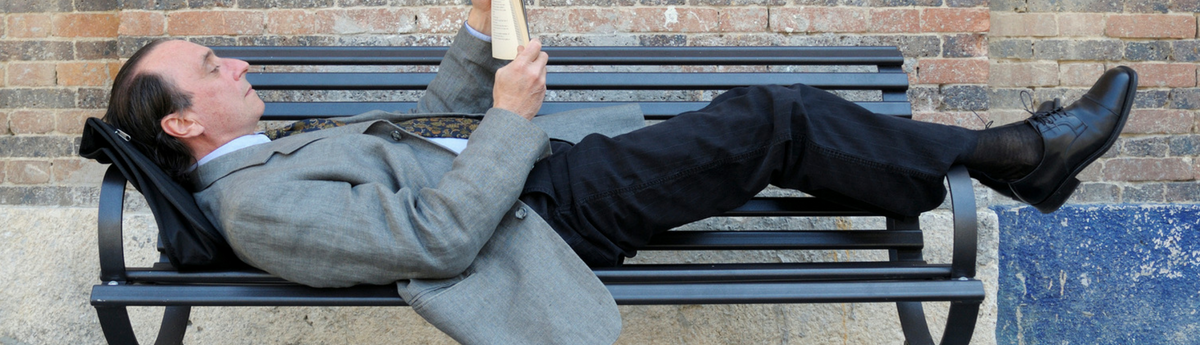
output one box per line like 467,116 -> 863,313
519,84 -> 976,267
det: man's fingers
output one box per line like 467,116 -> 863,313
519,39 -> 542,62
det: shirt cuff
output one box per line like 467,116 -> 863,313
464,21 -> 492,42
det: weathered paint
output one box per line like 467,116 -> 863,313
996,204 -> 1200,344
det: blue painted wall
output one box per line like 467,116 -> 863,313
996,204 -> 1200,344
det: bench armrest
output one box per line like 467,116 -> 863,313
98,165 -> 128,283
946,165 -> 978,279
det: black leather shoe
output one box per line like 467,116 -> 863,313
977,66 -> 1137,213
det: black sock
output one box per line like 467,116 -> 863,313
961,122 -> 1044,180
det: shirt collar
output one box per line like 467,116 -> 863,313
190,133 -> 271,171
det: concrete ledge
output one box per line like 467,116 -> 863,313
996,204 -> 1200,344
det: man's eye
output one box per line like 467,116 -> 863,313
212,66 -> 220,74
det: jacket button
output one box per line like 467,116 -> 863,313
390,130 -> 403,141
514,207 -> 528,219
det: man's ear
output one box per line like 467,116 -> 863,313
161,112 -> 203,139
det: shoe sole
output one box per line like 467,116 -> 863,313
1029,66 -> 1137,213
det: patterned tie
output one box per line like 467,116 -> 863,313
265,117 -> 481,140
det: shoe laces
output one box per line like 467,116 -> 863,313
1021,90 -> 1067,126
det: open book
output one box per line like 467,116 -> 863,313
491,0 -> 530,60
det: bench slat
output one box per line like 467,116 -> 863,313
122,262 -> 948,285
261,101 -> 913,120
92,279 -> 983,307
245,72 -> 911,91
213,46 -> 905,66
643,230 -> 922,250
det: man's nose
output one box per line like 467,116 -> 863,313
227,58 -> 250,81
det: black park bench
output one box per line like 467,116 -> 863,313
81,44 -> 984,344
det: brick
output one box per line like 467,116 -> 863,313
1170,89 -> 1200,110
541,0 -> 636,5
1125,41 -> 1171,61
869,0 -> 940,6
989,62 -> 1058,87
0,186 -> 101,207
1058,63 -> 1105,87
267,10 -> 334,35
831,35 -> 940,57
0,89 -> 76,109
941,85 -> 988,111
239,35 -> 339,46
719,8 -> 768,33
4,0 -> 72,12
75,40 -> 119,60
188,0 -> 237,8
5,161 -> 52,185
921,8 -> 988,33
918,59 -> 988,85
119,0 -> 186,10
52,158 -> 107,184
57,62 -> 118,87
78,0 -> 119,11
119,11 -> 166,36
1127,63 -> 1197,88
628,7 -> 719,33
1124,109 -> 1194,134
6,63 -> 57,87
770,7 -> 869,34
1034,88 -> 1088,108
76,88 -> 109,109
1173,40 -> 1200,62
52,13 -> 119,38
8,110 -> 55,135
1104,158 -> 1193,181
988,109 -> 1031,126
1134,89 -> 1169,108
991,0 -> 1028,11
1029,0 -> 1122,12
990,13 -> 1056,37
639,34 -> 686,46
990,39 -> 1033,59
0,137 -> 76,158
0,112 -> 6,135
417,7 -> 469,34
945,34 -> 986,58
1168,135 -> 1200,156
1126,0 -> 1170,13
1173,0 -> 1200,12
947,0 -> 986,6
0,161 -> 5,183
7,14 -> 53,38
1106,14 -> 1196,39
0,41 -> 75,62
1164,182 -> 1200,202
1057,13 -> 1105,37
1123,183 -> 1165,203
239,0 -> 334,8
1120,136 -> 1169,157
340,8 -> 419,34
1033,40 -> 1123,61
56,109 -> 102,135
168,11 -> 265,36
907,86 -> 940,112
913,111 -> 991,130
987,88 -> 1031,110
1076,161 -> 1105,182
1067,182 -> 1119,202
870,9 -> 919,33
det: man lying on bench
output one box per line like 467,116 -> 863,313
98,0 -> 1137,342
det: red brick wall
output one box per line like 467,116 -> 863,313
1,1 -> 1196,206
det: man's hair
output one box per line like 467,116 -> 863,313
103,39 -> 196,185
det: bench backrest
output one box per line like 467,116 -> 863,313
208,45 -> 920,262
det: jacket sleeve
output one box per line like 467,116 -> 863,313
205,109 -> 551,288
416,26 -> 508,114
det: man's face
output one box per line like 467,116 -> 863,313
138,40 -> 264,141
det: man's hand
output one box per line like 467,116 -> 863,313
493,40 -> 548,121
466,0 -> 492,36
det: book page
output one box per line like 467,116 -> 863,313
491,0 -> 530,60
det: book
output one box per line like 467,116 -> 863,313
491,0 -> 531,60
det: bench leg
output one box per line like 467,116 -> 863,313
95,305 -> 192,345
895,300 -> 981,345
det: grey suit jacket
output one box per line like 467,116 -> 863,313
192,28 -> 644,343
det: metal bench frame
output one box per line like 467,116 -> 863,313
90,46 -> 983,344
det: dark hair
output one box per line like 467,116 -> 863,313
103,39 -> 196,185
